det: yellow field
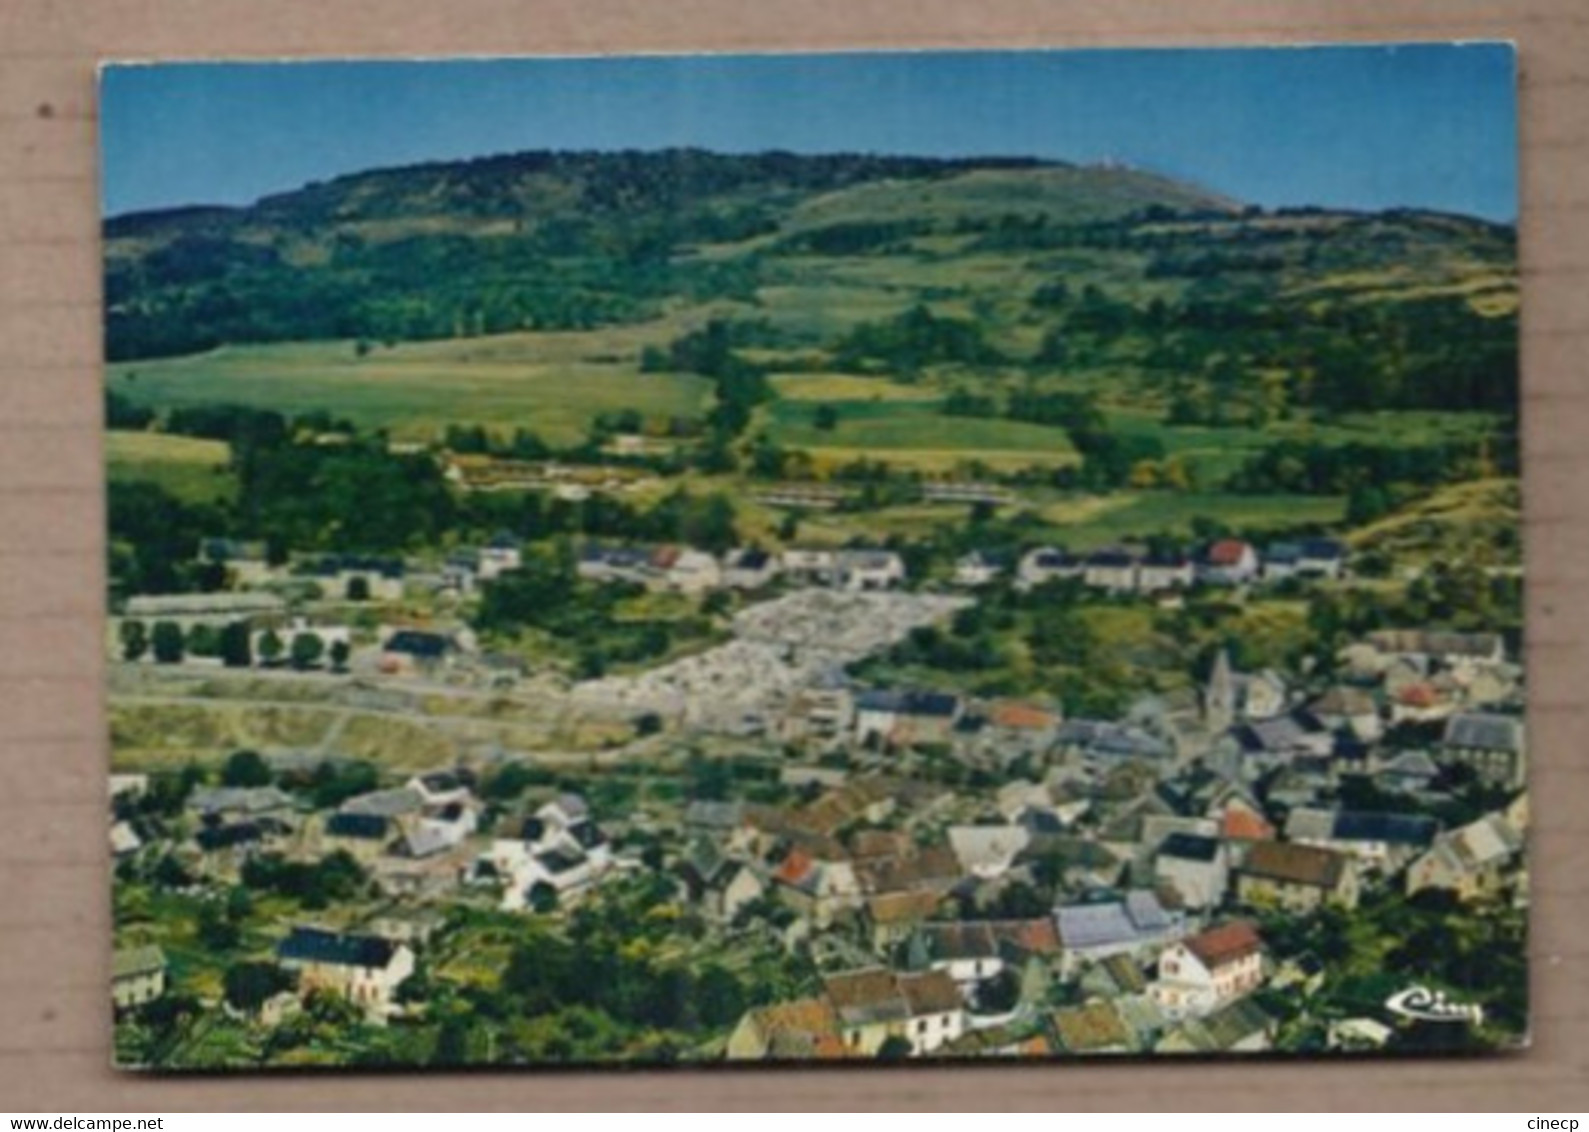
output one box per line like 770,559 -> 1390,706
769,372 -> 941,402
105,430 -> 234,503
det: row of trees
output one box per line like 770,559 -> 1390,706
117,618 -> 349,671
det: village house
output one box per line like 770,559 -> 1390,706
1235,841 -> 1360,913
1225,710 -> 1333,774
1082,547 -> 1139,593
576,544 -> 655,586
864,890 -> 947,952
1136,552 -> 1195,593
112,945 -> 167,1013
275,927 -> 415,1020
779,672 -> 855,745
953,550 -> 1005,588
1308,686 -> 1384,743
779,547 -> 838,585
770,848 -> 862,927
1055,719 -> 1173,767
907,918 -> 1062,993
122,591 -> 287,630
854,689 -> 961,748
477,531 -> 523,581
321,812 -> 394,864
836,550 -> 907,592
823,968 -> 967,1056
726,996 -> 850,1061
674,842 -> 767,924
1406,812 -> 1524,903
1017,547 -> 1082,590
722,547 -> 780,590
1151,921 -> 1264,1021
1373,750 -> 1444,797
1284,808 -> 1439,873
1197,539 -> 1260,586
187,784 -> 297,824
654,546 -> 722,593
377,629 -> 461,676
1051,1000 -> 1135,1055
488,793 -> 615,910
947,825 -> 1032,880
1156,997 -> 1275,1054
1362,629 -> 1506,679
1053,890 -> 1187,979
1153,832 -> 1229,911
1439,711 -> 1527,789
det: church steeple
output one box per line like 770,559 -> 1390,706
1205,647 -> 1235,730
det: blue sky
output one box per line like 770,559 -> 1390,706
100,44 -> 1517,221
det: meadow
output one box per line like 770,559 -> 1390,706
108,338 -> 715,446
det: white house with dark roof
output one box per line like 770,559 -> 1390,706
1154,832 -> 1229,910
1406,812 -> 1524,902
1439,711 -> 1526,789
1018,547 -> 1082,590
1054,890 -> 1188,978
276,927 -> 415,1019
836,550 -> 906,592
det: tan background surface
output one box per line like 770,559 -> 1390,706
0,0 -> 1584,1111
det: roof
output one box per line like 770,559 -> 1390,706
1310,686 -> 1378,718
823,969 -> 911,1027
188,786 -> 293,817
1085,548 -> 1137,568
855,689 -> 959,718
113,945 -> 167,980
898,970 -> 963,1016
1443,712 -> 1524,753
989,701 -> 1060,730
1368,629 -> 1503,660
1052,1001 -> 1132,1053
277,927 -> 398,969
1234,712 -> 1325,754
341,787 -> 424,819
1435,814 -> 1524,872
382,630 -> 453,658
1184,921 -> 1263,969
1205,539 -> 1253,567
1165,997 -> 1274,1053
1379,750 -> 1441,780
867,889 -> 946,927
948,825 -> 1031,872
326,812 -> 389,840
741,996 -> 848,1060
195,821 -> 263,850
1158,832 -> 1220,863
1095,953 -> 1149,995
1331,810 -> 1439,846
1300,538 -> 1347,561
1241,842 -> 1349,889
1055,891 -> 1175,951
1221,806 -> 1276,842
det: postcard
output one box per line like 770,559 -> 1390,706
102,44 -> 1523,1070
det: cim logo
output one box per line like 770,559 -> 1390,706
1384,985 -> 1485,1026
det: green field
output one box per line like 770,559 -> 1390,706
108,338 -> 715,445
106,430 -> 236,503
765,398 -> 1080,472
1104,407 -> 1503,484
1038,490 -> 1348,549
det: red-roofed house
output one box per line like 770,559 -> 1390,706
1152,921 -> 1265,1020
1199,539 -> 1259,585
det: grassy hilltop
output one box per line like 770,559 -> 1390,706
105,147 -> 1518,554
